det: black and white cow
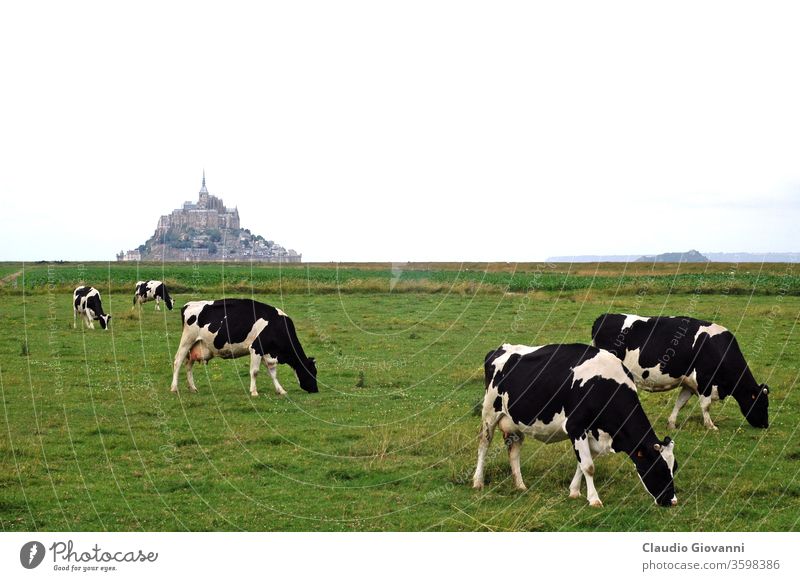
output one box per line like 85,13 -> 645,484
591,314 -> 770,430
133,280 -> 174,311
73,286 -> 111,330
473,343 -> 677,507
170,298 -> 318,395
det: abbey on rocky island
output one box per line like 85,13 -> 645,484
117,172 -> 301,263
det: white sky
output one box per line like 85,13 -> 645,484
1,1 -> 799,262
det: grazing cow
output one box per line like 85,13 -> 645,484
170,298 -> 318,395
133,280 -> 175,311
73,286 -> 111,330
473,343 -> 677,507
591,314 -> 770,430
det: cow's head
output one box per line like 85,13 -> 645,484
297,357 -> 318,393
631,437 -> 677,507
99,314 -> 111,330
166,296 -> 175,310
740,384 -> 769,428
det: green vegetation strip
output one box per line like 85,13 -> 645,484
1,262 -> 798,296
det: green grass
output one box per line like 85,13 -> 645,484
3,260 -> 799,296
1,263 -> 799,531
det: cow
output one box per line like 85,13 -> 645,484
73,286 -> 111,330
473,343 -> 677,507
133,280 -> 175,311
170,298 -> 318,396
591,314 -> 770,430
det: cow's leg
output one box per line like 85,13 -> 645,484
569,463 -> 584,499
73,308 -> 78,329
170,340 -> 194,393
699,395 -> 718,430
86,313 -> 94,329
155,296 -> 161,311
506,433 -> 526,491
574,436 -> 602,507
263,355 -> 287,395
184,357 -> 198,393
249,350 -> 262,396
472,413 -> 499,490
667,386 -> 694,430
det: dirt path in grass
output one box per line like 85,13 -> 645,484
0,270 -> 23,286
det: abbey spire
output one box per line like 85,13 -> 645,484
199,169 -> 208,195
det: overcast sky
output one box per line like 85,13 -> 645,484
1,1 -> 799,262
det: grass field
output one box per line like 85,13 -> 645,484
1,262 -> 799,531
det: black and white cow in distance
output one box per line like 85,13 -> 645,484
133,280 -> 174,311
473,343 -> 677,507
170,298 -> 318,395
591,314 -> 770,430
73,286 -> 111,330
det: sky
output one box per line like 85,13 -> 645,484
1,1 -> 799,262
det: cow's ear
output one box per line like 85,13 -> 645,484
664,436 -> 672,445
762,385 -> 769,395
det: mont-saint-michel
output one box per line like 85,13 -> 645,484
117,173 -> 301,262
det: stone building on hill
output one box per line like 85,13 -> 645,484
117,172 -> 301,262
156,173 -> 241,233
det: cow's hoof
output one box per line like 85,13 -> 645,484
569,490 -> 582,499
170,387 -> 178,393
589,499 -> 603,508
515,484 -> 528,492
189,387 -> 198,394
667,421 -> 676,431
276,390 -> 287,396
705,424 -> 718,431
250,392 -> 259,397
473,482 -> 484,490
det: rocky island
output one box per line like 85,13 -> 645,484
117,173 -> 301,262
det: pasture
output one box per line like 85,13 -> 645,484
1,261 -> 799,531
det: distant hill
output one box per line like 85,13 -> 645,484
636,249 -> 709,263
547,251 -> 800,263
